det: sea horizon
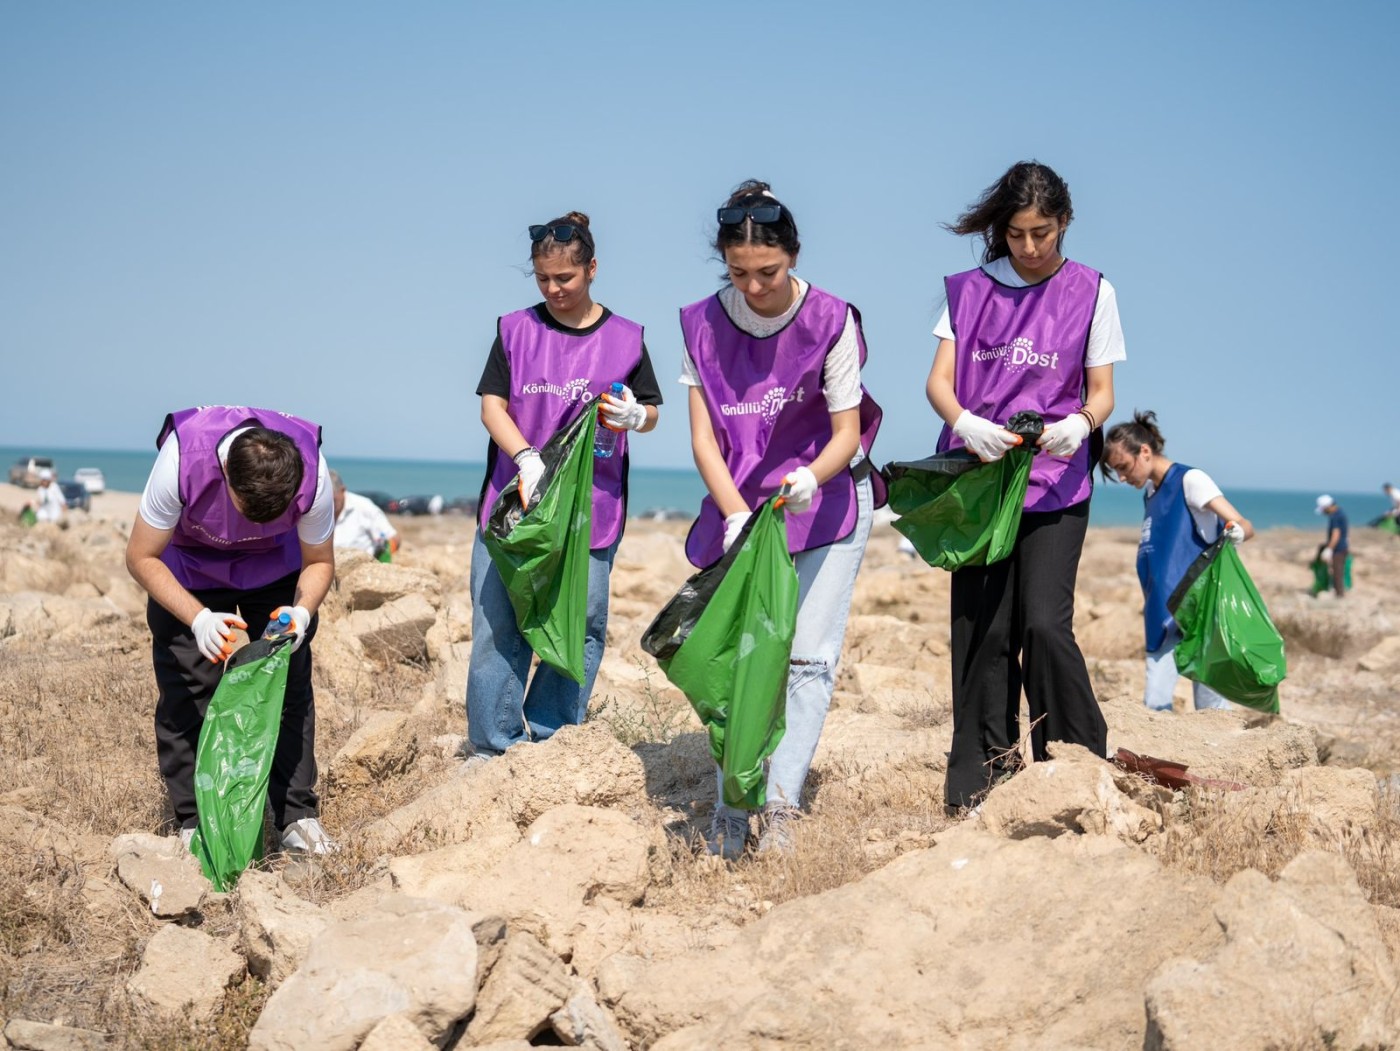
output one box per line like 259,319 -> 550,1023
4,443 -> 1394,532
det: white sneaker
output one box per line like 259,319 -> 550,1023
179,827 -> 196,851
280,817 -> 341,855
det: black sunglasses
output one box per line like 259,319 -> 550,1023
717,203 -> 783,226
529,223 -> 584,243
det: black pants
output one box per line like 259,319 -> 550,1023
945,501 -> 1107,809
147,571 -> 320,831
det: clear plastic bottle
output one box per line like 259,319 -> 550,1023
263,610 -> 292,640
594,382 -> 625,459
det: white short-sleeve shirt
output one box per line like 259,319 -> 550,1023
1145,467 -> 1224,540
138,429 -> 334,544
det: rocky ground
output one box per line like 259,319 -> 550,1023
1,484 -> 1399,1050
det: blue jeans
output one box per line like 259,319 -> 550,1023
716,476 -> 874,814
1145,624 -> 1229,711
466,528 -> 617,755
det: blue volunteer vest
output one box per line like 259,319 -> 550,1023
1137,463 -> 1219,651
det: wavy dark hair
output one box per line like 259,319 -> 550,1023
712,179 -> 801,259
530,210 -> 595,268
226,427 -> 304,522
947,161 -> 1073,264
1101,410 -> 1165,481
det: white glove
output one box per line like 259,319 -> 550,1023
271,605 -> 312,653
514,449 -> 545,506
192,608 -> 246,664
781,465 -> 819,514
1317,547 -> 1332,563
721,511 -> 751,553
1223,521 -> 1245,545
952,410 -> 1021,463
600,385 -> 647,432
1038,414 -> 1091,457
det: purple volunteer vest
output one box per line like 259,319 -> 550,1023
936,260 -> 1102,512
680,285 -> 885,568
476,307 -> 644,549
157,406 -> 322,591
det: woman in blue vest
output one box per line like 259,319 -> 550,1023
468,212 -> 663,756
1103,411 -> 1253,711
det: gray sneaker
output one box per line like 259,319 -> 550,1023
179,826 -> 196,851
757,804 -> 800,855
280,817 -> 341,855
706,806 -> 750,860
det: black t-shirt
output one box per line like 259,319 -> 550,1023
475,304 -> 664,405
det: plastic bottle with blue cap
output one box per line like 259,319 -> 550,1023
594,382 -> 625,459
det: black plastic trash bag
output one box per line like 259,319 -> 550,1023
483,400 -> 598,683
640,495 -> 798,810
881,412 -> 1044,570
1167,536 -> 1287,713
190,635 -> 292,890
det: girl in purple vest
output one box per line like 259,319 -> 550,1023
680,180 -> 885,857
927,161 -> 1124,811
1103,411 -> 1252,711
468,212 -> 663,756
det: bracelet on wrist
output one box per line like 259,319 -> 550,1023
1077,407 -> 1097,430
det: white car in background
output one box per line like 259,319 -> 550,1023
73,467 -> 106,494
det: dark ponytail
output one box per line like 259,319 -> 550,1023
947,161 -> 1073,264
1101,410 -> 1165,481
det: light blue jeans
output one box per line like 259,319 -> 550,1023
1145,624 -> 1229,711
716,476 -> 874,814
466,528 -> 617,755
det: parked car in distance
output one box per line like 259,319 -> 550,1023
58,480 -> 91,512
442,496 -> 479,516
73,467 -> 106,494
386,494 -> 444,516
359,490 -> 394,513
9,456 -> 56,488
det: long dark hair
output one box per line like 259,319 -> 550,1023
712,179 -> 801,259
530,210 -> 595,267
1101,410 -> 1165,481
946,161 -> 1073,264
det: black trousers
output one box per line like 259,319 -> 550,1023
147,571 -> 320,830
944,501 -> 1107,809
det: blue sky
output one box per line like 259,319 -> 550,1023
3,2 -> 1396,491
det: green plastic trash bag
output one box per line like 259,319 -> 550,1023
18,505 -> 36,527
190,635 -> 292,890
1309,553 -> 1353,595
1167,537 -> 1287,713
640,496 -> 798,810
881,412 -> 1044,571
482,399 -> 598,683
1375,515 -> 1400,536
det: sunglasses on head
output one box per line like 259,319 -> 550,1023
529,223 -> 583,243
717,203 -> 783,226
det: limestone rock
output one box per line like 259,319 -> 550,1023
111,832 -> 208,918
328,710 -> 418,787
126,925 -> 244,1023
1145,851 -> 1400,1049
550,980 -> 630,1051
346,593 -> 437,662
843,662 -> 952,722
466,932 -> 573,1045
248,895 -> 479,1051
356,1014 -> 435,1051
339,560 -> 443,612
234,868 -> 329,983
979,743 -> 1163,843
1272,602 -> 1390,659
3,1018 -> 109,1051
362,723 -> 648,854
424,593 -> 472,660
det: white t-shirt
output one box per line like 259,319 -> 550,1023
931,257 -> 1126,368
138,429 -> 334,544
35,481 -> 65,522
334,490 -> 397,553
679,278 -> 864,411
1145,467 -> 1223,540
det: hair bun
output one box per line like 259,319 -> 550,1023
725,180 -> 774,207
563,211 -> 591,228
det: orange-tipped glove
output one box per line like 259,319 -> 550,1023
192,608 -> 246,663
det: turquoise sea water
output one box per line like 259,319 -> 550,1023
4,444 -> 1392,531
